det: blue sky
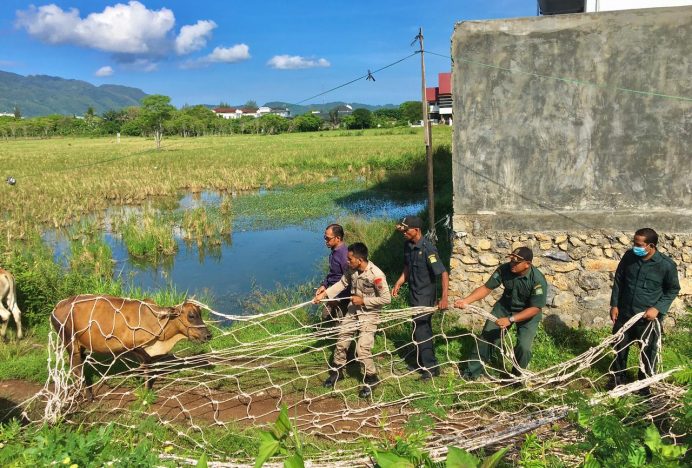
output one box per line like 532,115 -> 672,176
1,1 -> 536,107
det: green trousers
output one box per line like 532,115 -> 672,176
463,303 -> 542,379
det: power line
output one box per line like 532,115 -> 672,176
425,50 -> 692,103
294,52 -> 420,105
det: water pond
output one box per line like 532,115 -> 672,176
44,183 -> 425,313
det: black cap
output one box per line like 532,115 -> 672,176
396,215 -> 423,231
509,247 -> 533,262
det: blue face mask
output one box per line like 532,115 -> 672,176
632,246 -> 648,257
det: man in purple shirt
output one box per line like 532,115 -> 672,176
315,223 -> 350,321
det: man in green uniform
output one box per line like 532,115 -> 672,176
454,247 -> 547,381
313,242 -> 391,398
609,228 -> 680,392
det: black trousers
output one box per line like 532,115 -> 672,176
611,315 -> 662,380
412,311 -> 438,369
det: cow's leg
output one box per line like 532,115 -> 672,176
7,290 -> 22,340
67,341 -> 92,401
130,349 -> 155,390
0,304 -> 10,341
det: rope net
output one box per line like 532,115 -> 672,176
23,296 -> 686,465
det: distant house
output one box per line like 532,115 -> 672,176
257,106 -> 291,118
426,72 -> 452,125
0,112 -> 15,118
213,107 -> 243,119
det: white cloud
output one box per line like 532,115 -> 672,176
182,44 -> 250,68
267,55 -> 330,70
206,44 -> 251,63
16,2 -> 175,54
123,58 -> 158,72
175,20 -> 217,55
94,66 -> 114,77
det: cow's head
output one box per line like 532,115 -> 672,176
173,302 -> 212,342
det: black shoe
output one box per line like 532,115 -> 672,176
635,386 -> 651,397
420,368 -> 440,381
359,374 -> 379,398
407,363 -> 423,373
323,370 -> 341,388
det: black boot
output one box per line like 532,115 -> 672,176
323,369 -> 341,388
359,374 -> 379,398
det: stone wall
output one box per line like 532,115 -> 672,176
449,215 -> 692,329
449,7 -> 691,329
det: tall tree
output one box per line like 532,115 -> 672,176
399,101 -> 422,125
139,95 -> 176,149
13,105 -> 21,119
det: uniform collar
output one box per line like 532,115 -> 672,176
410,237 -> 426,249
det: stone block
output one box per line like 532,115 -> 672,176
460,256 -> 478,264
558,242 -> 569,251
476,239 -> 492,250
583,258 -> 619,272
603,248 -> 614,258
539,240 -> 552,250
535,233 -> 551,241
569,236 -> 583,247
552,292 -> 576,308
578,272 -> 604,291
544,250 -> 571,262
555,234 -> 568,244
680,278 -> 692,296
479,254 -> 499,267
547,274 -> 570,291
590,246 -> 603,257
554,263 -> 579,273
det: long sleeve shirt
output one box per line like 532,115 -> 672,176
322,243 -> 349,299
610,250 -> 681,317
326,261 -> 391,313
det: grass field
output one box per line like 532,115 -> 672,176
0,127 -> 449,241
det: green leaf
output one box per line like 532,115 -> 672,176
626,446 -> 646,467
196,453 -> 209,468
373,450 -> 416,468
657,443 -> 687,461
479,447 -> 508,468
577,409 -> 590,429
643,424 -> 661,452
254,432 -> 281,468
446,446 -> 480,468
284,453 -> 305,468
273,405 -> 292,440
583,453 -> 601,468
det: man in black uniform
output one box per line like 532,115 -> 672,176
392,216 -> 449,380
609,228 -> 680,392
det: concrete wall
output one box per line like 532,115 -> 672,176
450,7 -> 691,328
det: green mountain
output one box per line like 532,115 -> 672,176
0,70 -> 147,117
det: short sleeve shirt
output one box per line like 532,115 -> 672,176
404,237 -> 447,306
485,263 -> 548,312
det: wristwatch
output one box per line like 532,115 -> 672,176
508,315 -> 516,323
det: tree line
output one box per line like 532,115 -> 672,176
0,95 -> 423,141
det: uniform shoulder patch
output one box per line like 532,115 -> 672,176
533,283 -> 544,295
428,254 -> 437,264
374,277 -> 384,289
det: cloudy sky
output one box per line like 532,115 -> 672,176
1,1 -> 535,107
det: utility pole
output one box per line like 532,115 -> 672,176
415,28 -> 436,238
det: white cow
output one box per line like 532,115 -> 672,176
0,268 -> 22,340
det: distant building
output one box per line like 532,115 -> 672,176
0,112 -> 15,118
214,106 -> 289,119
426,72 -> 452,125
257,106 -> 291,118
538,0 -> 692,15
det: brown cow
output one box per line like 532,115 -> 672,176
51,294 -> 212,399
0,268 -> 22,340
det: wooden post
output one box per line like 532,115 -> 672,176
417,28 -> 436,235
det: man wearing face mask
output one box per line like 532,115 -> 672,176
454,247 -> 547,381
609,228 -> 680,392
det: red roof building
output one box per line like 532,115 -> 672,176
425,72 -> 452,125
